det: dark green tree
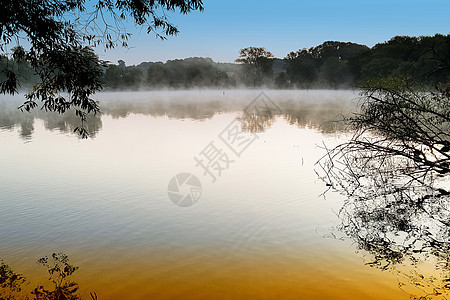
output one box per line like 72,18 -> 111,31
103,60 -> 143,89
308,41 -> 369,61
318,55 -> 450,299
1,0 -> 203,137
318,57 -> 351,88
284,42 -> 368,88
356,34 -> 450,86
275,71 -> 291,88
145,57 -> 232,88
235,47 -> 274,86
284,49 -> 317,88
146,62 -> 172,87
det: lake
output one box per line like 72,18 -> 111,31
0,90 -> 447,299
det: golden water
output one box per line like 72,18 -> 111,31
0,90 -> 446,299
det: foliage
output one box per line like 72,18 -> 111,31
0,261 -> 26,300
235,47 -> 274,87
103,60 -> 143,89
319,57 -> 351,88
0,253 -> 96,300
32,253 -> 80,300
331,176 -> 450,299
151,57 -> 233,88
281,35 -> 450,89
3,31 -> 450,112
283,41 -> 368,88
4,34 -> 450,94
355,79 -> 449,172
356,34 -> 450,85
284,49 -> 317,88
318,76 -> 450,207
317,58 -> 450,299
235,47 -> 274,65
0,0 -> 204,137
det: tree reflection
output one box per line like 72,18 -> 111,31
1,92 -> 355,139
318,139 -> 450,299
236,98 -> 351,133
0,260 -> 26,300
336,188 -> 449,298
0,253 -> 96,300
317,79 -> 450,298
282,100 -> 349,133
0,99 -> 102,139
238,106 -> 277,133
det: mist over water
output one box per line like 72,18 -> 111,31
0,90 -> 358,140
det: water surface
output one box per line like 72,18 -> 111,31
0,90 -> 446,299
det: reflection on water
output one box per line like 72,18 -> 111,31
0,90 -> 354,139
0,90 -> 448,299
1,252 -> 96,300
318,121 -> 450,299
0,98 -> 102,140
329,187 -> 450,298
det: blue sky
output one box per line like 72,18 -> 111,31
98,0 -> 450,65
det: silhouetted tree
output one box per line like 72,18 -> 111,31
103,61 -> 143,89
0,261 -> 26,300
146,62 -> 172,87
317,59 -> 450,299
235,47 -> 274,65
318,57 -> 351,88
144,57 -> 232,88
235,47 -> 274,86
357,34 -> 450,86
284,49 -> 317,88
0,0 -> 203,137
32,253 -> 80,300
328,178 -> 450,298
284,42 -> 368,88
275,72 -> 291,88
0,253 -> 96,300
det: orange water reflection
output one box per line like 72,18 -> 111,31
0,91 -> 448,299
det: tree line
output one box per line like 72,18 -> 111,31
85,34 -> 450,89
2,34 -> 449,91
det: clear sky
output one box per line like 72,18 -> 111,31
97,0 -> 450,65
